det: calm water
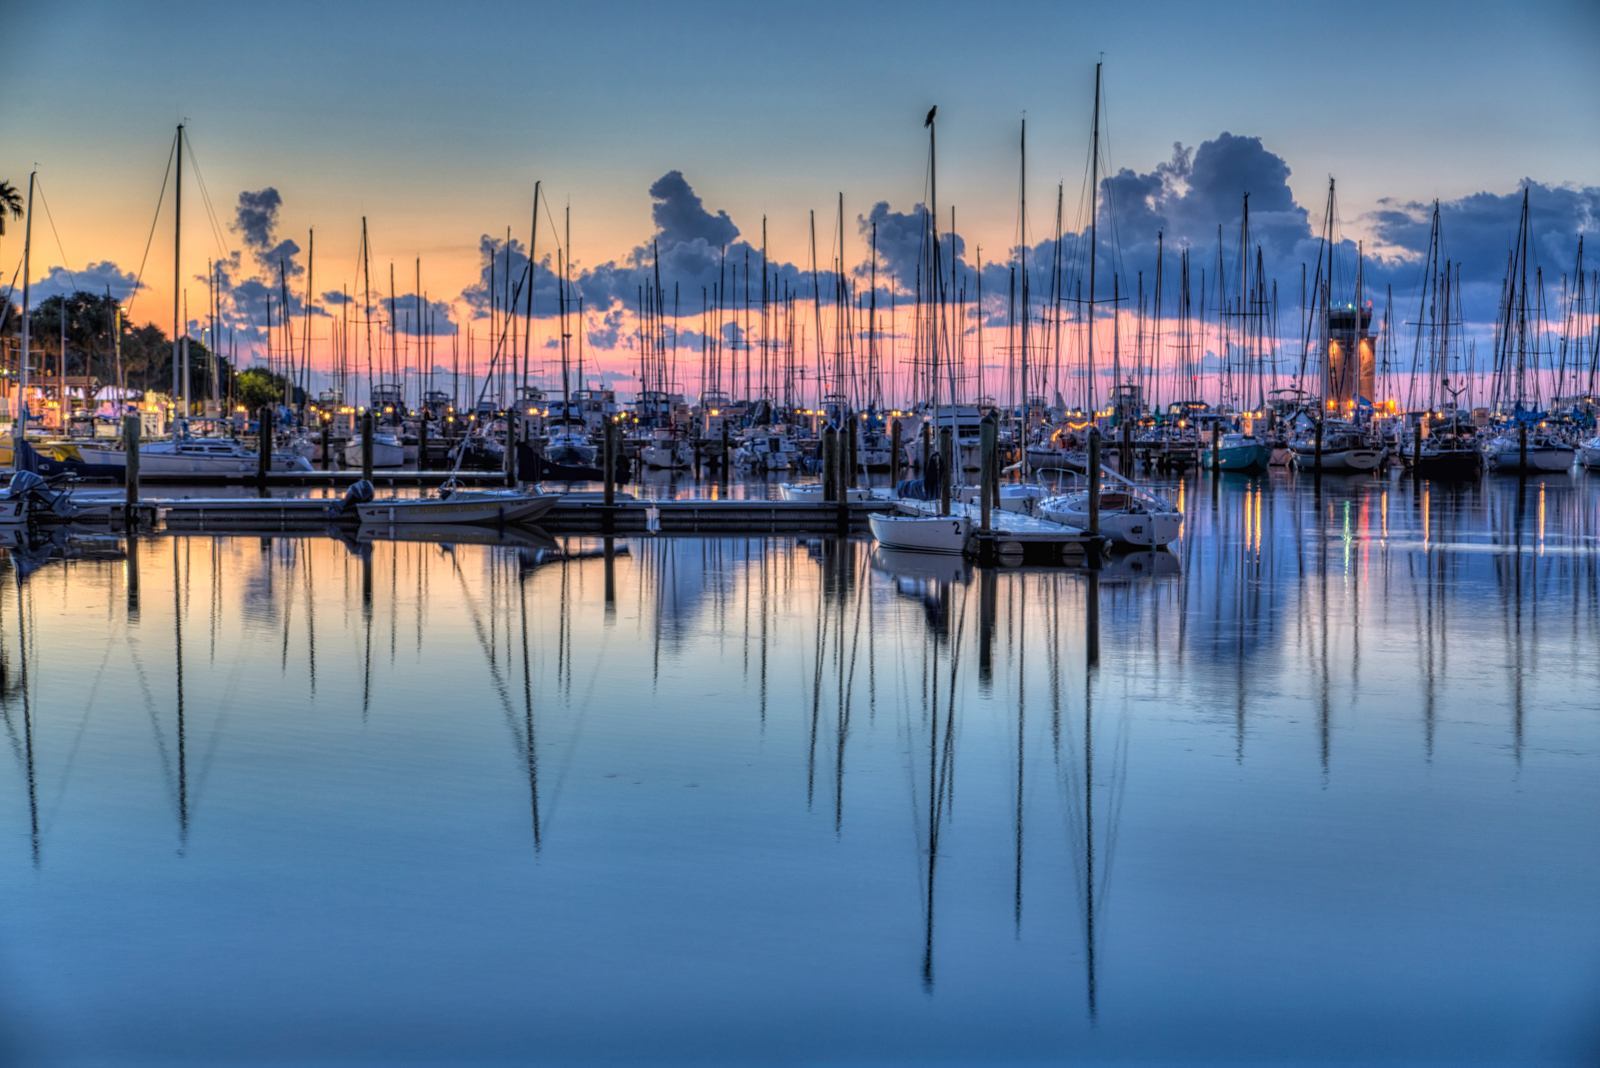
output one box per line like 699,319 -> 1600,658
2,470 -> 1599,1066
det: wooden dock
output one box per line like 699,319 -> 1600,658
155,494 -> 893,535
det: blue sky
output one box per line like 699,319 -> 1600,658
2,0 -> 1596,381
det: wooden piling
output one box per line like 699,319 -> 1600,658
1210,422 -> 1220,473
821,426 -> 838,503
837,422 -> 850,532
846,418 -> 858,489
1313,418 -> 1323,472
257,407 -> 273,487
418,418 -> 429,473
361,410 -> 374,481
504,409 -> 516,487
889,419 -> 902,486
1413,422 -> 1422,480
1088,429 -> 1101,538
1519,421 -> 1527,472
122,414 -> 140,526
320,417 -> 331,471
603,420 -> 616,507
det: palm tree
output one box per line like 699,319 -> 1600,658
0,181 -> 21,334
0,181 -> 21,236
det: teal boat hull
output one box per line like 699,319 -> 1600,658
1203,444 -> 1272,472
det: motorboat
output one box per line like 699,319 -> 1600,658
1484,430 -> 1575,473
778,482 -> 872,502
77,436 -> 314,475
0,471 -> 78,524
857,430 -> 894,469
1037,470 -> 1183,548
734,432 -> 801,472
350,486 -> 557,527
1202,431 -> 1273,473
1579,435 -> 1600,469
342,430 -> 406,468
868,510 -> 971,555
638,426 -> 693,469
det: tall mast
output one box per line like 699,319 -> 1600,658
525,181 -> 540,394
1087,64 -> 1100,415
361,218 -> 373,406
17,172 -> 32,442
1019,117 -> 1029,474
926,105 -> 939,421
173,123 -> 184,434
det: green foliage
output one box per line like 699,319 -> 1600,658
235,368 -> 286,411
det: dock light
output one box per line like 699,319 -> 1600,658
527,408 -> 536,415
710,409 -> 720,416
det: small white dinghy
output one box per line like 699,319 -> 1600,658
342,480 -> 557,527
778,482 -> 872,502
868,511 -> 971,555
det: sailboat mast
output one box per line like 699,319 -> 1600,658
1087,64 -> 1100,415
17,171 -> 33,441
1019,117 -> 1029,474
173,123 -> 184,433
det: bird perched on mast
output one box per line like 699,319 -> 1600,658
924,106 -> 937,127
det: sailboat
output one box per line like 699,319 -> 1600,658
1484,190 -> 1575,474
870,105 -> 971,556
1038,466 -> 1182,548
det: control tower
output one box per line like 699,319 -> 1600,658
1325,303 -> 1374,413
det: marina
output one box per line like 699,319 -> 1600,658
4,1 -> 1597,1062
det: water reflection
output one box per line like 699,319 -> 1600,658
0,469 -> 1596,1062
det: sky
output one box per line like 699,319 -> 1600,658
2,0 -> 1597,401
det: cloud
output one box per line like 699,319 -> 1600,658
650,170 -> 739,247
232,187 -> 303,279
27,260 -> 143,303
1367,181 -> 1600,295
385,292 -> 459,336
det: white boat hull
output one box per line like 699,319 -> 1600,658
77,444 -> 313,474
868,512 -> 971,555
1580,440 -> 1600,468
355,494 -> 556,526
1486,447 -> 1574,473
778,483 -> 871,502
640,442 -> 693,469
343,440 -> 406,468
1040,504 -> 1181,547
1292,447 -> 1382,472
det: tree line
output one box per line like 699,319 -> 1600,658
0,290 -> 295,412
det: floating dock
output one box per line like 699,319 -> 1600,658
155,494 -> 894,535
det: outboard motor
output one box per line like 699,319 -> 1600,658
327,479 -> 375,518
7,471 -> 46,499
5,471 -> 77,520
